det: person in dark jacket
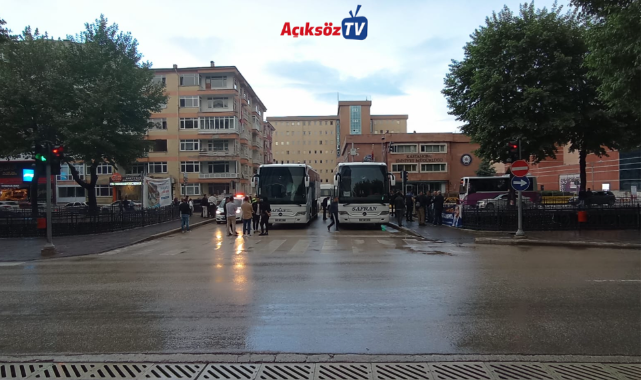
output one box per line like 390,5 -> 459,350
389,192 -> 397,216
252,198 -> 260,231
259,196 -> 271,236
321,196 -> 329,221
416,192 -> 427,226
179,198 -> 192,233
394,192 -> 405,227
201,194 -> 209,217
327,197 -> 339,231
425,191 -> 433,224
433,191 -> 445,225
405,192 -> 414,222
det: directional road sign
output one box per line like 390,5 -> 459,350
511,160 -> 529,177
511,175 -> 531,191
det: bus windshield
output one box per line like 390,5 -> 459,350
338,165 -> 388,204
258,166 -> 306,204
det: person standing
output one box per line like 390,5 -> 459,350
241,196 -> 253,236
208,193 -> 216,218
425,191 -> 433,224
179,198 -> 191,233
259,196 -> 271,236
405,191 -> 414,222
188,197 -> 194,214
433,191 -> 445,225
394,191 -> 405,227
416,191 -> 427,226
201,194 -> 209,218
252,197 -> 261,231
321,196 -> 329,221
226,196 -> 238,236
327,196 -> 339,232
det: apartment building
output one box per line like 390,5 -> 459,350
267,100 -> 407,183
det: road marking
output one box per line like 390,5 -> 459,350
377,239 -> 395,246
355,239 -> 365,245
322,239 -> 337,252
262,239 -> 286,254
289,239 -> 311,254
589,280 -> 641,283
0,262 -> 24,266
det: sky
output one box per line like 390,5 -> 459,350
4,0 -> 569,133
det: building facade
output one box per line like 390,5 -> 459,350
267,100 -> 407,183
339,133 -> 481,195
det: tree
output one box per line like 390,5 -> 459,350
0,18 -> 11,44
60,15 -> 166,211
571,0 -> 641,125
475,160 -> 496,176
442,3 -> 624,192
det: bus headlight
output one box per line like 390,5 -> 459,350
380,211 -> 389,215
295,211 -> 306,216
339,211 -> 348,215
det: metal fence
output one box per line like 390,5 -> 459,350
462,204 -> 641,231
0,205 -> 182,238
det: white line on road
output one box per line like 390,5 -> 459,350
589,280 -> 641,282
262,239 -> 286,254
289,239 -> 310,254
0,262 -> 24,266
377,239 -> 395,246
321,239 -> 337,252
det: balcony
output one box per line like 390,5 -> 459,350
199,172 -> 239,179
199,148 -> 235,157
198,127 -> 239,135
252,139 -> 261,148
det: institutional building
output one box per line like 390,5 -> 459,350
52,63 -> 274,204
338,133 -> 481,195
267,100 -> 407,183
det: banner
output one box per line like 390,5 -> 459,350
143,177 -> 172,208
442,204 -> 463,228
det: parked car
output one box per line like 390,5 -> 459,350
103,200 -> 142,212
569,191 -> 616,206
64,202 -> 89,213
215,197 -> 243,224
476,193 -> 534,209
0,201 -> 20,210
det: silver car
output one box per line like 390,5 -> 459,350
476,194 -> 533,209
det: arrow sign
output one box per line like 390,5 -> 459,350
511,160 -> 530,177
511,176 -> 531,191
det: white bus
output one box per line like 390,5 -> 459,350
252,164 -> 321,224
332,162 -> 395,225
319,184 -> 334,198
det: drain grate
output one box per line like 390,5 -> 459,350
143,364 -> 204,379
257,364 -> 314,380
372,364 -> 432,380
0,363 -> 50,379
33,364 -> 97,379
198,364 -> 260,380
315,364 -> 372,380
547,363 -> 619,380
487,363 -> 555,380
88,364 -> 150,379
607,364 -> 641,380
429,363 -> 492,380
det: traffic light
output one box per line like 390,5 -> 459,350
49,145 -> 64,175
389,143 -> 394,153
402,170 -> 408,183
507,141 -> 519,163
34,144 -> 47,163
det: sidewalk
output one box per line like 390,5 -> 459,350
0,216 -> 215,262
389,218 -> 641,248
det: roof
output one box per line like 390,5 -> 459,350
151,65 -> 267,111
337,162 -> 387,166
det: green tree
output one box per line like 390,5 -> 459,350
475,160 -> 496,176
0,18 -> 11,44
442,3 -> 624,192
60,15 -> 166,211
571,0 -> 641,124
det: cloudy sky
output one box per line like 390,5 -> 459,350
4,0 -> 568,132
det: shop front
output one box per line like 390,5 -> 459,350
0,161 -> 54,203
109,174 -> 143,202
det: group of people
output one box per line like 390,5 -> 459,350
320,196 -> 340,232
390,190 -> 445,227
219,196 -> 272,237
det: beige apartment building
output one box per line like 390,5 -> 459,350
267,100 -> 407,183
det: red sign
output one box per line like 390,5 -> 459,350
111,173 -> 122,182
511,160 -> 529,177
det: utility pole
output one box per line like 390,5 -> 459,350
515,138 -> 525,237
41,142 -> 56,256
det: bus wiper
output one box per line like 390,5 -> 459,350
343,203 -> 351,206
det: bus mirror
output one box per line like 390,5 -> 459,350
389,173 -> 396,186
305,176 -> 310,188
251,175 -> 257,188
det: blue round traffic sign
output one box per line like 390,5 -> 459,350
511,176 -> 530,191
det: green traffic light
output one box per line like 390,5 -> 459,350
36,154 -> 47,162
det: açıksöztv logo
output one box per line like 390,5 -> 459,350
280,5 -> 368,40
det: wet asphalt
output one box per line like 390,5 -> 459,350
0,219 -> 639,356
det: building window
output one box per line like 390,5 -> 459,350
129,164 -> 146,174
150,140 -> 167,152
58,186 -> 85,198
286,131 -> 290,136
180,139 -> 200,151
181,161 -> 200,173
286,142 -> 290,145
200,116 -> 236,130
209,140 -> 229,151
181,183 -> 201,196
286,151 -> 290,155
180,74 -> 199,86
95,185 -> 113,197
319,140 -> 323,145
391,144 -> 418,153
148,162 -> 168,173
420,144 -> 447,153
208,162 -> 231,173
204,75 -> 227,88
179,117 -> 198,129
392,164 -> 418,172
88,163 -> 113,175
179,96 -> 199,108
320,160 -> 323,163
152,75 -> 166,85
206,97 -> 229,109
420,163 -> 447,172
148,118 -> 167,130
275,142 -> 279,146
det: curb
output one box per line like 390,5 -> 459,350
132,218 -> 217,245
386,223 -> 424,238
475,237 -> 641,250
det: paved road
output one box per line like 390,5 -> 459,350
0,219 -> 639,356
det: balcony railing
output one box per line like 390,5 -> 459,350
199,173 -> 239,179
56,174 -> 84,181
240,150 -> 250,159
199,149 -> 235,157
198,127 -> 239,134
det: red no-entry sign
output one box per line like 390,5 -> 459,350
511,160 -> 529,177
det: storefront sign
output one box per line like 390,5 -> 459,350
395,154 -> 444,163
109,175 -> 142,186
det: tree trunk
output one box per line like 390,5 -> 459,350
67,161 -> 99,213
30,164 -> 41,218
579,148 -> 587,192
